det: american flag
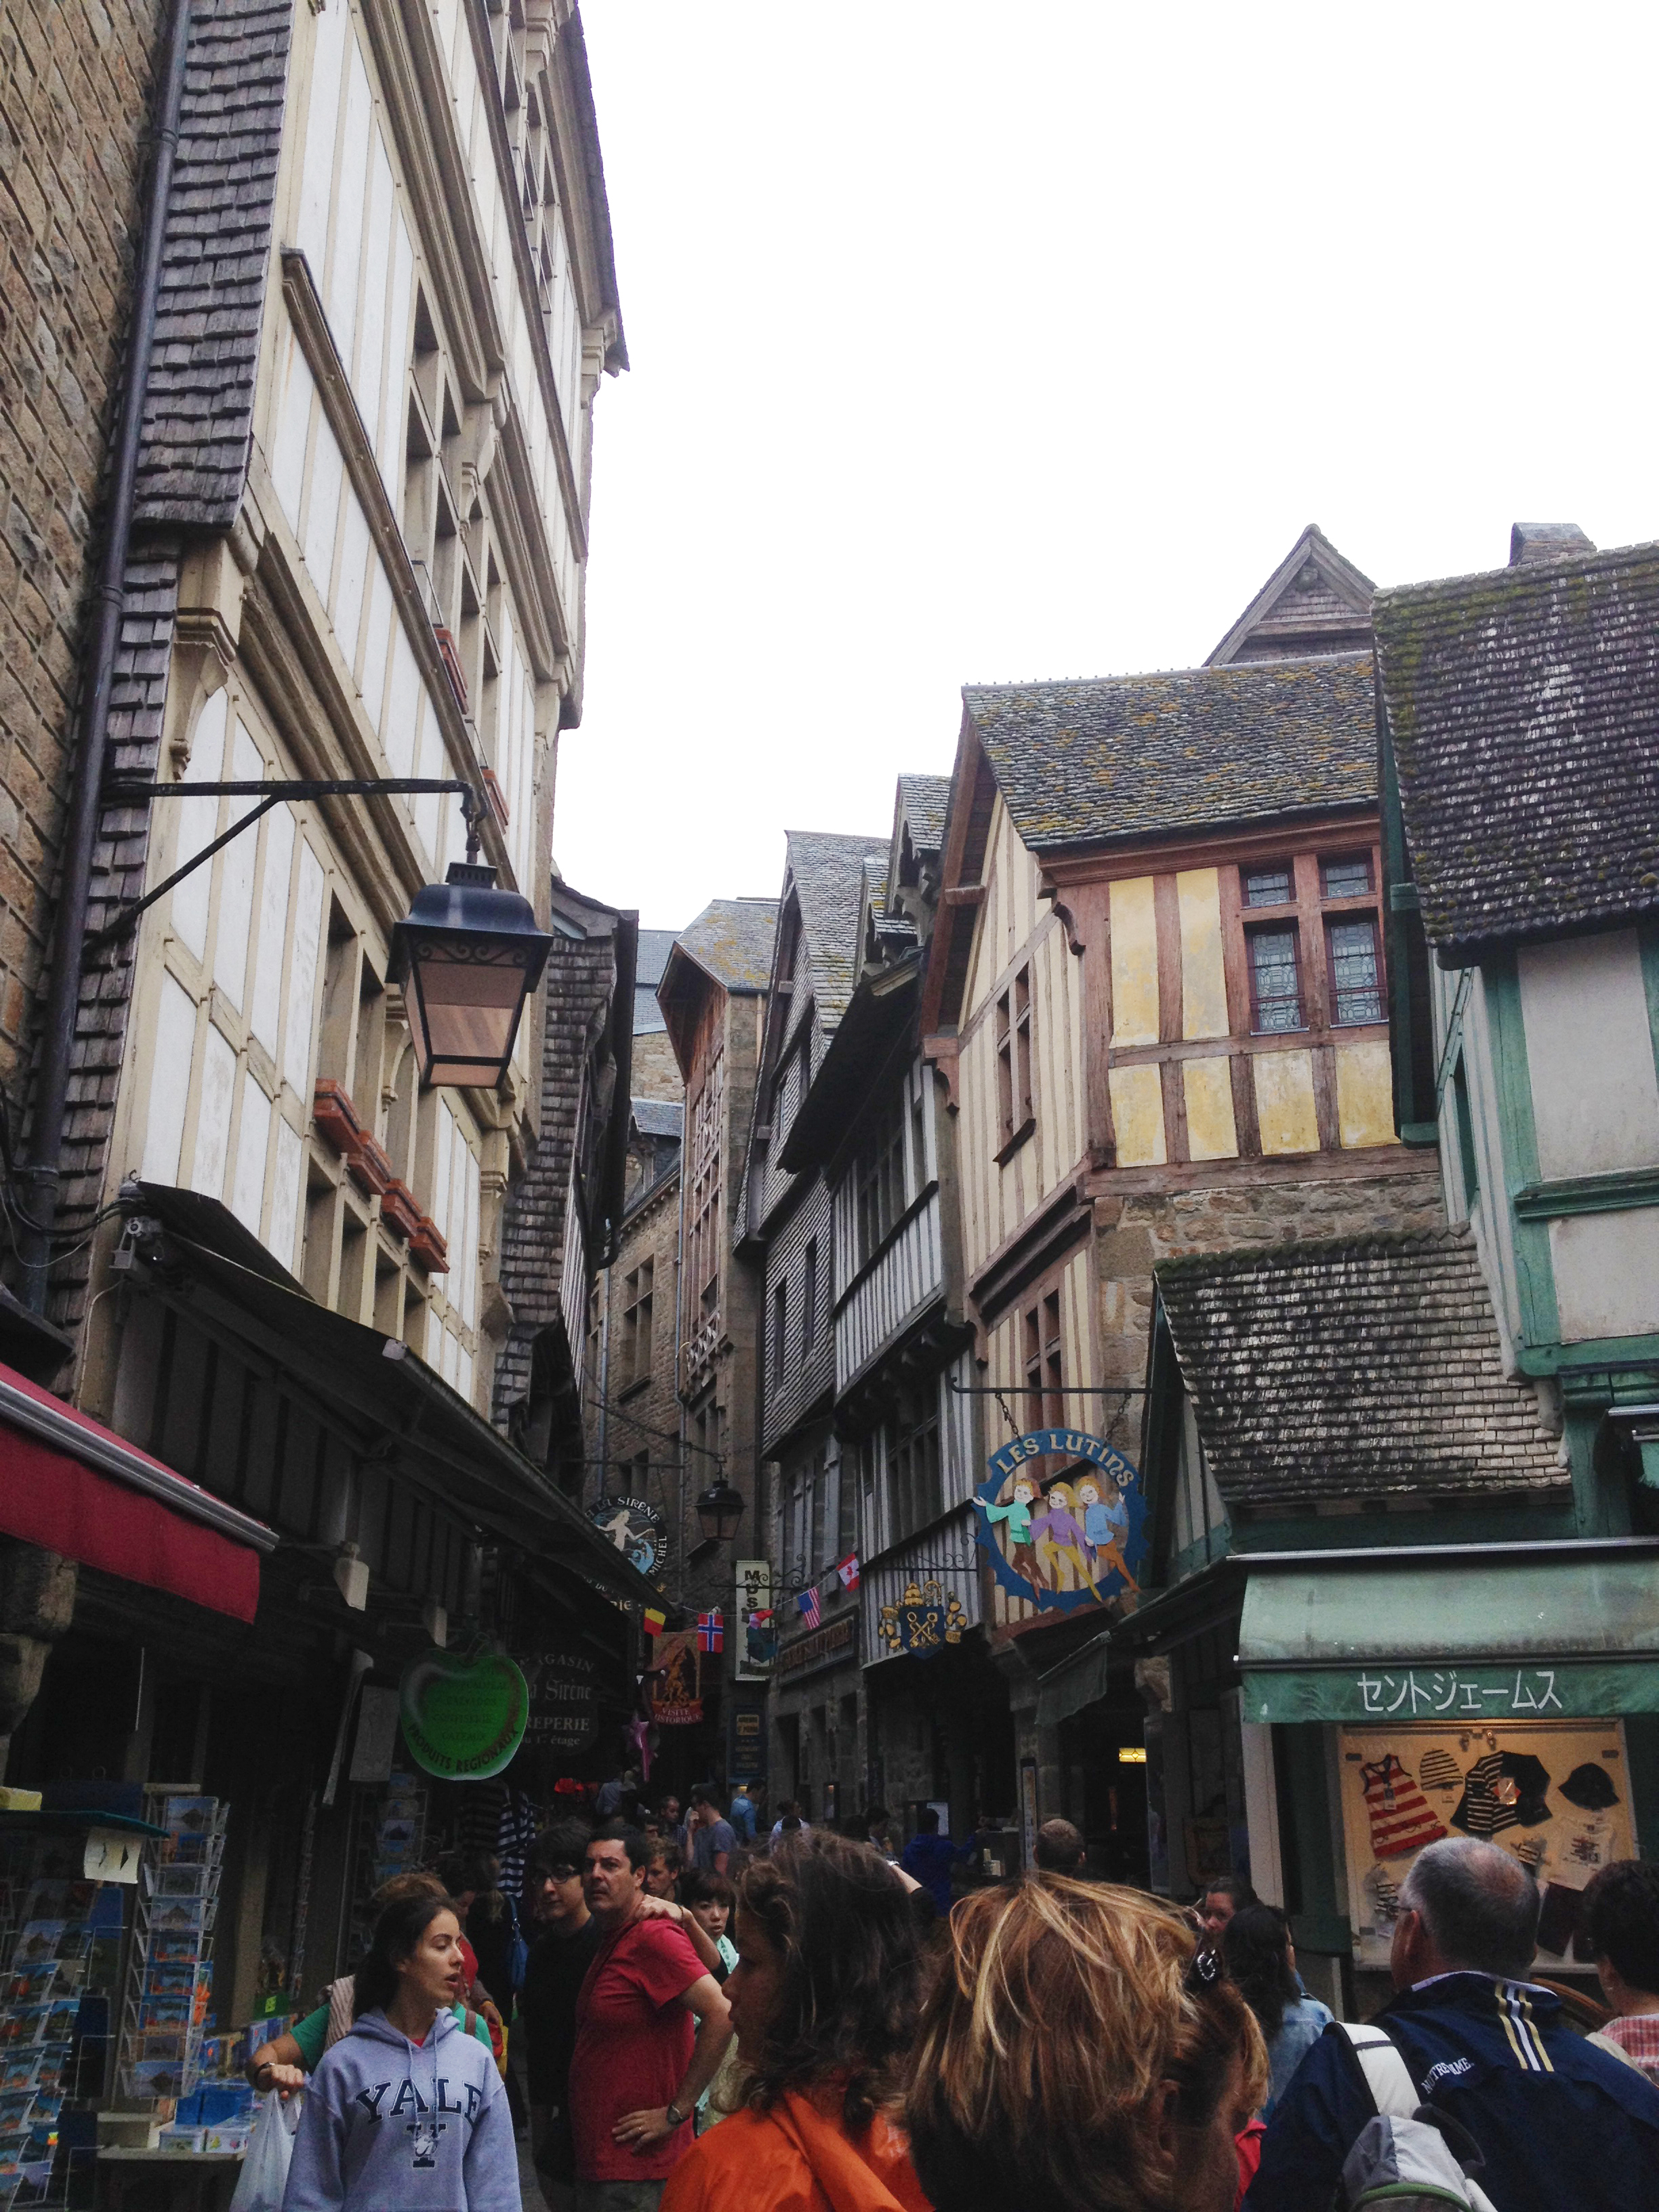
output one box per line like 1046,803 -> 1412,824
697,1610 -> 723,1653
796,1586 -> 821,1631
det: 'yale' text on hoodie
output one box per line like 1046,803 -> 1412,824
282,2003 -> 520,2212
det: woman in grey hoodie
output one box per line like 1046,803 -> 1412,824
283,1893 -> 520,2211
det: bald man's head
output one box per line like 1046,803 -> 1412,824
1396,1837 -> 1538,1984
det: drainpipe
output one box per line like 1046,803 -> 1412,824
674,1104 -> 688,1602
18,0 -> 193,1313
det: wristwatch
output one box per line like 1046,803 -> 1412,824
665,2102 -> 687,2129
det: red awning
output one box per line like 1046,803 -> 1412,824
0,1361 -> 274,1623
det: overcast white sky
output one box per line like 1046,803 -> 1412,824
554,3 -> 1659,930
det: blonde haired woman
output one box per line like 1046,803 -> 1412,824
903,1875 -> 1267,2212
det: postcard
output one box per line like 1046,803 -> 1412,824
148,1899 -> 205,1936
9,1927 -> 63,1968
127,2057 -> 184,2099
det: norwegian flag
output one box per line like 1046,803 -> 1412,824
796,1586 -> 821,1631
836,1553 -> 861,1591
697,1610 -> 724,1653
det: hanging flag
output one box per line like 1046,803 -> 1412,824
747,1607 -> 774,1626
836,1553 -> 861,1590
642,1607 -> 666,1636
796,1586 -> 821,1631
697,1610 -> 724,1653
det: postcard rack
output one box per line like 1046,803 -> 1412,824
115,1793 -> 225,2108
0,1828 -> 126,2209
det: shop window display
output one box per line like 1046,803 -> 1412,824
1338,1721 -> 1637,1971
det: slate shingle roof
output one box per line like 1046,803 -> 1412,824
785,831 -> 891,1029
136,0 -> 292,528
1157,1225 -> 1567,1509
897,773 -> 951,857
963,655 -> 1376,851
632,1097 -> 683,1139
1374,541 -> 1659,958
633,928 -> 678,1032
672,899 -> 777,994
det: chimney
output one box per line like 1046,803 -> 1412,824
1509,523 -> 1596,567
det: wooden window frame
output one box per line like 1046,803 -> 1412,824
1246,920 -> 1305,1034
621,1257 -> 654,1391
1023,1289 -> 1064,1432
996,963 -> 1037,1161
1324,911 -> 1385,1027
890,1380 -> 943,1542
1240,860 -> 1295,909
802,1237 -> 818,1349
1320,851 -> 1374,900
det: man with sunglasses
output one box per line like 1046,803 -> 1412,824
521,1819 -> 605,2210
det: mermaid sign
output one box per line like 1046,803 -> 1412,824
975,1428 -> 1148,1615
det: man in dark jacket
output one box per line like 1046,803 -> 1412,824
1248,1836 -> 1659,2211
520,1820 -> 602,2208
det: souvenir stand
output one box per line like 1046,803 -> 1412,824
0,1801 -> 155,2209
0,1787 -> 292,2209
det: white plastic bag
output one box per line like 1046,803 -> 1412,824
229,2089 -> 301,2212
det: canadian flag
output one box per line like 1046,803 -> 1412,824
836,1553 -> 861,1590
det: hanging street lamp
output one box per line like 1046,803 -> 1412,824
389,857 -> 553,1088
90,777 -> 553,1091
695,1479 -> 746,1544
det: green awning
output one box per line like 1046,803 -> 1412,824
1036,1630 -> 1115,1728
1240,1554 -> 1659,1724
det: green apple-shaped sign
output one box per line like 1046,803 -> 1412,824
399,1647 -> 529,1780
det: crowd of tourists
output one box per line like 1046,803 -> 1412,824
248,1781 -> 1659,2212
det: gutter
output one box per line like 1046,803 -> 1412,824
18,0 -> 193,1312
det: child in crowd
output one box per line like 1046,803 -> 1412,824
682,1870 -> 739,1979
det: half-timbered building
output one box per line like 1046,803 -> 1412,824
656,897 -> 776,1786
0,0 -> 658,2068
924,529 -> 1444,1854
779,778 -> 1008,1839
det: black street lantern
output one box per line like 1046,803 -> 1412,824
389,860 -> 554,1089
695,1479 -> 745,1544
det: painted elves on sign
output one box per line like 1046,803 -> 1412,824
1037,1481 -> 1103,1600
983,1475 -> 1046,1589
1075,1473 -> 1134,1591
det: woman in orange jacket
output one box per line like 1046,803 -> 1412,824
660,1830 -> 933,2212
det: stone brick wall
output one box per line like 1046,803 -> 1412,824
0,0 -> 167,1092
629,1030 -> 682,1103
1094,1164 -> 1446,1400
596,1158 -> 684,1557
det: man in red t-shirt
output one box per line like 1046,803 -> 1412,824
571,1822 -> 731,2210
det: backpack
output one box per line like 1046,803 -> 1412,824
1336,2023 -> 1500,2211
